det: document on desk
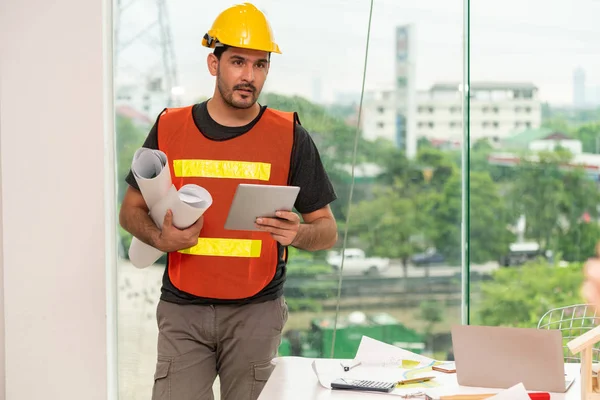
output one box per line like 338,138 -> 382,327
310,337 -> 445,396
311,359 -> 426,397
355,335 -> 436,368
311,359 -> 334,389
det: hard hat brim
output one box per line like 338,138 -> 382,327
203,33 -> 281,54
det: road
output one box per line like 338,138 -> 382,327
335,261 -> 500,278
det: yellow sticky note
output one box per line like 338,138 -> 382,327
401,360 -> 421,369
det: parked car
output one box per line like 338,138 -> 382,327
410,248 -> 445,266
326,248 -> 390,275
499,241 -> 551,267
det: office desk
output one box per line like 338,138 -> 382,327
258,357 -> 582,399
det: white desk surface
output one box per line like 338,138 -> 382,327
258,357 -> 582,400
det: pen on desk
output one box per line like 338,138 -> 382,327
340,361 -> 361,371
396,376 -> 435,385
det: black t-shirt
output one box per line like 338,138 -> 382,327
125,101 -> 337,305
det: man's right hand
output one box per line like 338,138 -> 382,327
156,209 -> 204,253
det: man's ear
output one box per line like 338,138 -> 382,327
207,53 -> 218,77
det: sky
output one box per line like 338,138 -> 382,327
116,0 -> 600,107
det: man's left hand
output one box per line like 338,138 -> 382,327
255,211 -> 300,246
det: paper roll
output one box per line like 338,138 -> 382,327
148,184 -> 212,229
127,148 -> 213,269
128,235 -> 165,269
131,147 -> 171,210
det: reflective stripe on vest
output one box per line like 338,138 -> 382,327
173,159 -> 271,181
178,238 -> 262,258
173,158 -> 269,259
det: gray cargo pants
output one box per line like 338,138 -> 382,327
151,296 -> 288,400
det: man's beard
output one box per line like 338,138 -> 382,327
217,74 -> 257,110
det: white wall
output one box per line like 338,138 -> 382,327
0,0 -> 115,398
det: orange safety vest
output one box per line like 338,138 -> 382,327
157,105 -> 295,299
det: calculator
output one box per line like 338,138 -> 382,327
331,378 -> 396,393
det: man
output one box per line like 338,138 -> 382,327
119,3 -> 338,400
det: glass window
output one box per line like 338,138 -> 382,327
114,1 -> 370,398
112,0 -> 600,398
334,0 -> 464,363
469,0 -> 600,333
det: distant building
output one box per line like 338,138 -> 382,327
394,24 -> 417,159
361,82 -> 542,145
361,90 -> 396,144
500,127 -> 581,154
488,129 -> 600,181
489,151 -> 600,181
573,67 -> 586,108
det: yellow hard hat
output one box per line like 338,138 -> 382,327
202,3 -> 281,54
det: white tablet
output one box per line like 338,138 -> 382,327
224,184 -> 301,231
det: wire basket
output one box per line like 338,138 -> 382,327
537,303 -> 600,363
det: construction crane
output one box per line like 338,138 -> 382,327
115,0 -> 181,116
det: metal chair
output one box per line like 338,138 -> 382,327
537,303 -> 600,363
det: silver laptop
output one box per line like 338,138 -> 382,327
451,325 -> 575,393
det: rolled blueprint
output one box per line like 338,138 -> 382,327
130,147 -> 171,209
127,148 -> 213,269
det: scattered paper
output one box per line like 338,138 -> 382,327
310,359 -> 427,397
311,360 -> 406,389
309,336 -> 529,399
311,360 -> 334,389
487,383 -> 530,399
355,335 -> 436,368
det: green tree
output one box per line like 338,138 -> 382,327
473,260 -> 584,328
325,102 -> 357,121
417,137 -> 434,150
558,167 -> 600,227
509,151 -> 600,252
416,147 -> 456,189
348,183 -> 430,278
542,104 -> 600,125
573,122 -> 600,153
432,171 -> 513,264
508,151 -> 570,250
558,222 -> 600,262
116,115 -> 148,204
468,140 -> 511,182
375,148 -> 414,187
541,117 -> 573,135
115,115 -> 149,257
366,145 -> 513,266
